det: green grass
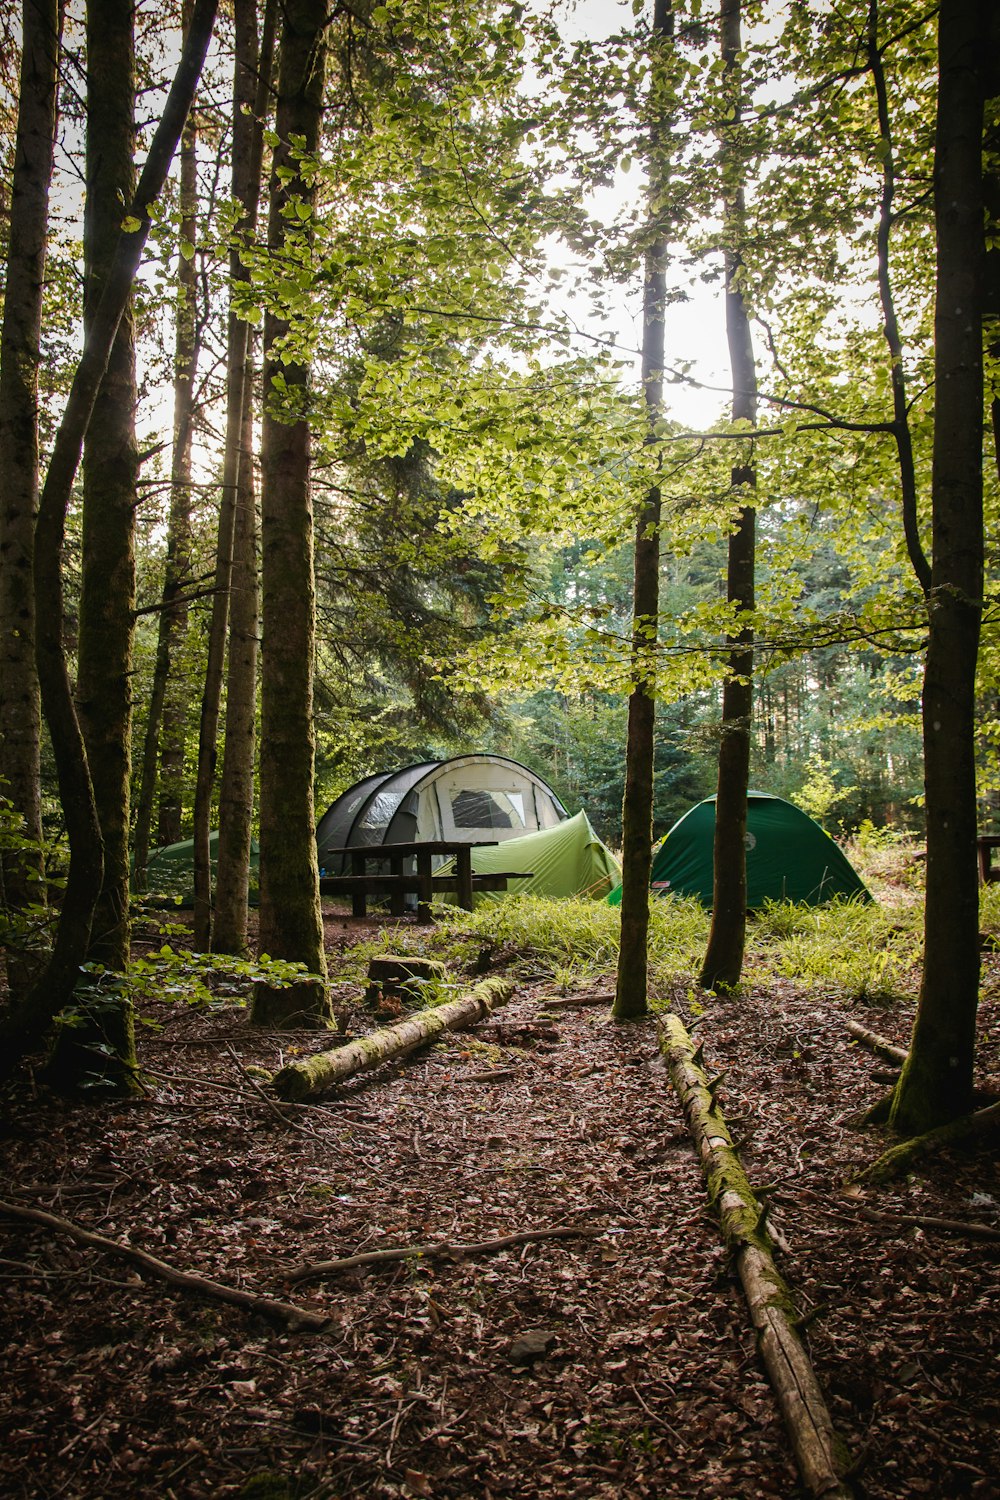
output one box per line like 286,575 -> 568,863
744,896 -> 923,1003
325,862 -> 1000,1016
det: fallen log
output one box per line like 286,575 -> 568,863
658,1015 -> 853,1500
272,977 -> 513,1101
288,1224 -> 599,1284
858,1098 -> 1000,1184
0,1199 -> 328,1332
845,1019 -> 908,1067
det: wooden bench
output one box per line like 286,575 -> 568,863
318,840 -> 532,922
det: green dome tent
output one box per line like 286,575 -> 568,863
138,832 -> 260,905
440,810 -> 620,903
607,793 -> 870,909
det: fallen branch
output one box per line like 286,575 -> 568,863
288,1225 -> 599,1284
845,1019 -> 908,1067
658,1015 -> 853,1500
858,1099 -> 1000,1184
854,1206 -> 1000,1242
272,977 -> 513,1101
0,1199 -> 329,1332
537,991 -> 614,1010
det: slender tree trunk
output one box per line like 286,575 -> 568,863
0,0 -> 61,994
889,0 -> 985,1135
613,0 -> 672,1022
867,0 -> 932,596
0,0 -> 219,1080
250,0 -> 330,1025
133,19 -> 199,886
212,0 -> 275,955
699,0 -> 757,994
46,0 -> 142,1088
75,0 -> 138,980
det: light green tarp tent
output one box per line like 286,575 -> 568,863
440,809 -> 620,902
608,793 -> 870,909
139,832 -> 259,904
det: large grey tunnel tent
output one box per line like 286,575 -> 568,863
316,755 -> 568,875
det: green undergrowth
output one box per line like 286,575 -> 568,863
430,893 -> 710,996
340,890 -> 936,1011
743,896 -> 923,1003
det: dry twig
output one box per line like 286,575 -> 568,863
288,1224 -> 600,1284
0,1199 -> 329,1332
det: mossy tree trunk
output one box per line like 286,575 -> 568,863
614,0 -> 672,1022
75,0 -> 138,981
213,0 -> 275,957
0,0 -> 218,1082
49,0 -> 141,1089
889,0 -> 986,1135
699,0 -> 757,995
250,0 -> 330,1026
0,0 -> 61,996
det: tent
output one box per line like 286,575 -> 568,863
438,810 -> 620,902
607,793 -> 870,908
316,755 -> 567,875
140,832 -> 259,904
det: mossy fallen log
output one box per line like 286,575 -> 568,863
272,977 -> 513,1101
659,1014 -> 853,1500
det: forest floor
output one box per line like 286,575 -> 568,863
1,905 -> 999,1500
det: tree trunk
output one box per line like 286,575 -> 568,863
212,0 -> 276,956
273,979 -> 513,1100
700,0 -> 757,994
47,0 -> 141,1088
133,15 -> 199,886
250,0 -> 330,1026
0,0 -> 219,1079
889,0 -> 985,1135
867,0 -> 931,596
613,0 -> 672,1022
0,0 -> 61,995
75,0 -> 138,980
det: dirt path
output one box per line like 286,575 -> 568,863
1,960 -> 998,1498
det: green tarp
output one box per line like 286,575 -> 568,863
440,810 -> 621,902
607,793 -> 870,909
139,832 -> 259,905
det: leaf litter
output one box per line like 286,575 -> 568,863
1,916 -> 999,1499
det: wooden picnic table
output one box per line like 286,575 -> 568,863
319,840 -> 531,923
977,834 -> 1000,884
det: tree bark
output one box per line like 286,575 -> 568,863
74,0 -> 139,981
0,0 -> 219,1080
614,0 -> 672,1022
0,0 -> 61,995
699,0 -> 758,994
889,0 -> 986,1135
251,0 -> 330,1025
212,0 -> 276,956
659,1014 -> 853,1499
273,978 -> 513,1100
133,0 -> 199,887
45,0 -> 142,1088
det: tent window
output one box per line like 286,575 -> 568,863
450,789 -> 526,830
360,790 -> 406,838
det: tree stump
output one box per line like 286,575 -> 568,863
365,954 -> 446,1013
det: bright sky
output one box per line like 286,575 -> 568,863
546,0 -> 733,430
